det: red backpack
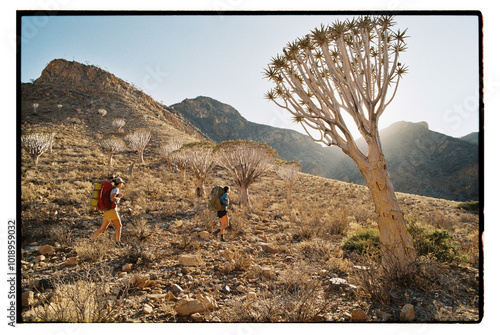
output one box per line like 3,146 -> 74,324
90,181 -> 116,211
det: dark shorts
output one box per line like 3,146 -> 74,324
217,210 -> 227,218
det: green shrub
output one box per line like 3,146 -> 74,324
342,224 -> 465,264
455,201 -> 480,212
407,222 -> 465,263
342,228 -> 380,256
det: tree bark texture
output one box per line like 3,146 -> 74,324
355,150 -> 416,270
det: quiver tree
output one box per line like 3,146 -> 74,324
98,109 -> 107,118
180,141 -> 215,197
112,118 -> 126,132
32,103 -> 39,113
160,137 -> 184,171
275,160 -> 301,205
21,131 -> 55,165
264,15 -> 416,270
57,104 -> 63,112
168,148 -> 190,182
214,140 -> 278,207
101,136 -> 125,167
125,129 -> 151,164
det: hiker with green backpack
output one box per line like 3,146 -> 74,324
91,177 -> 125,246
208,186 -> 230,242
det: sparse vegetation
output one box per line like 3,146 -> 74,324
21,131 -> 55,165
20,58 -> 480,323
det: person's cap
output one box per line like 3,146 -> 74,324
115,177 -> 125,184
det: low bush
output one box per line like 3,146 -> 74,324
455,201 -> 480,213
342,228 -> 380,256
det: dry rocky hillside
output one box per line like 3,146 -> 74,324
19,59 -> 481,323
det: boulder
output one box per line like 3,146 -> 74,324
351,308 -> 369,322
400,304 -> 416,322
191,313 -> 204,322
178,254 -> 204,267
175,299 -> 206,316
39,245 -> 54,255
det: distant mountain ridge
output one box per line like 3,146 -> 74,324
22,59 -> 479,201
172,97 -> 479,201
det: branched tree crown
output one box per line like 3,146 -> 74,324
21,131 -> 54,165
264,15 -> 408,159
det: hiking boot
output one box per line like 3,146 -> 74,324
220,235 -> 226,242
212,229 -> 220,238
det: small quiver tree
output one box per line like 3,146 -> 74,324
98,109 -> 107,118
264,15 -> 416,270
112,118 -> 126,133
275,160 -> 301,205
214,140 -> 278,207
57,104 -> 63,112
101,136 -> 125,167
125,129 -> 151,164
160,137 -> 184,171
21,131 -> 54,165
168,148 -> 190,182
32,103 -> 39,113
181,141 -> 215,197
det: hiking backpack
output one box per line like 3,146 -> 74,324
207,185 -> 225,212
89,181 -> 116,211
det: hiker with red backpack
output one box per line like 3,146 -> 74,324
92,177 -> 125,246
212,186 -> 230,242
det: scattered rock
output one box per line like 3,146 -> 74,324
175,299 -> 205,316
375,309 -> 393,322
400,304 -> 416,322
178,254 -> 204,267
143,303 -> 154,314
351,308 -> 369,322
236,285 -> 246,293
39,245 -> 54,255
199,231 -> 211,239
260,243 -> 280,254
246,292 -> 257,300
171,284 -> 183,295
122,263 -> 133,272
131,275 -> 155,288
191,313 -> 204,322
65,257 -> 78,267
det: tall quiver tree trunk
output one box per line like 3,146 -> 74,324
265,15 -> 417,270
352,140 -> 416,270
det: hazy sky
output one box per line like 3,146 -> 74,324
20,13 -> 480,138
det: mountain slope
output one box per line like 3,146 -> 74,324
22,59 -> 207,158
172,97 -> 479,201
170,96 -> 345,176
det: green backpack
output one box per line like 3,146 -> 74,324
208,185 -> 225,212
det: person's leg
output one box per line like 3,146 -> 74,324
220,214 -> 229,241
111,218 -> 122,242
92,217 -> 110,240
